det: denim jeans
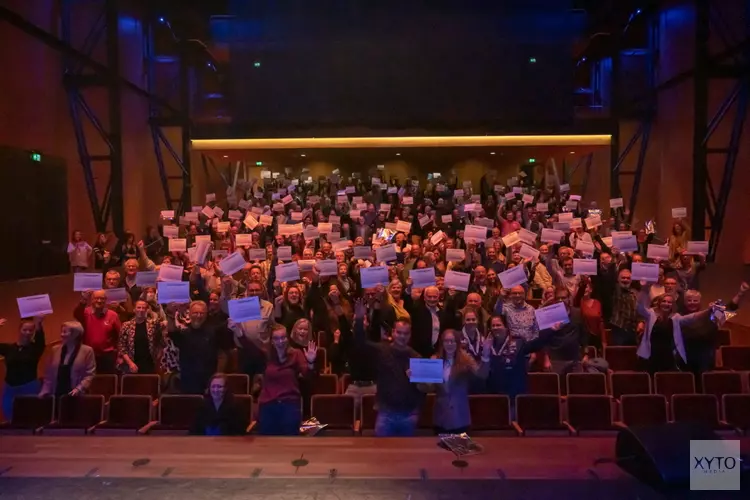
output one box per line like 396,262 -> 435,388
374,409 -> 419,437
2,380 -> 41,420
258,400 -> 301,436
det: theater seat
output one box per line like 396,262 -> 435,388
232,394 -> 254,434
416,394 -> 436,435
566,372 -> 607,395
225,374 -> 250,395
41,395 -> 104,435
604,346 -> 639,371
0,396 -> 54,434
88,374 -> 118,402
672,394 -> 736,434
140,395 -> 204,435
90,395 -> 152,435
121,374 -> 161,400
310,394 -> 358,435
360,394 -> 377,436
340,373 -> 351,393
513,395 -> 569,436
722,394 -> 750,435
310,374 -> 339,395
565,395 -> 616,435
315,347 -> 328,373
720,346 -> 750,370
527,372 -> 560,395
702,371 -> 743,401
654,372 -> 695,401
616,394 -> 667,428
469,395 -> 513,435
610,372 -> 651,400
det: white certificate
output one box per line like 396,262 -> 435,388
446,249 -> 465,262
205,193 -> 216,203
276,262 -> 301,283
396,221 -> 412,233
160,210 -> 175,220
260,215 -> 273,226
244,214 -> 259,230
475,217 -> 494,229
464,225 -> 487,243
610,198 -> 624,208
332,240 -> 350,253
297,259 -> 316,272
17,294 -> 53,318
558,212 -> 573,223
157,281 -> 190,304
195,234 -> 211,245
576,239 -> 595,256
444,270 -> 470,291
541,228 -> 565,244
353,246 -> 372,259
136,271 -> 158,287
228,296 -> 262,322
441,214 -> 453,223
303,225 -> 320,240
584,214 -> 602,228
536,203 -> 549,212
553,222 -> 571,232
502,231 -> 521,248
611,231 -> 633,237
105,287 -> 128,304
194,240 -> 212,265
279,223 -> 303,236
235,234 -> 252,247
631,262 -> 660,282
228,210 -> 243,220
219,251 -> 247,276
519,243 -> 539,261
647,244 -> 670,260
522,194 -> 534,204
499,265 -> 527,289
162,225 -> 179,238
278,246 -> 293,261
375,244 -> 398,263
409,358 -> 443,384
573,259 -> 598,276
360,266 -> 390,288
316,259 -> 338,277
612,234 -> 638,252
518,228 -> 537,246
216,221 -> 231,233
158,264 -> 184,282
402,196 -> 414,205
672,207 -> 687,218
430,230 -> 446,246
535,302 -> 570,330
409,268 -> 437,288
168,238 -> 187,253
73,273 -> 102,292
686,241 -> 709,255
247,248 -> 266,261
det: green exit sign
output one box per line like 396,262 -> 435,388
30,152 -> 42,162
528,158 -> 536,163
256,161 -> 263,166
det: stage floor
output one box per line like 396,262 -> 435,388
1,436 -> 747,499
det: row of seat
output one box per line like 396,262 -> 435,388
2,391 -> 749,437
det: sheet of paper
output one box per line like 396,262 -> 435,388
409,358 -> 443,384
535,302 -> 570,330
441,214 -> 453,223
446,249 -> 465,262
610,198 -> 624,208
541,228 -> 565,244
536,202 -> 549,212
375,244 -> 398,263
17,294 -> 53,318
157,281 -> 190,304
360,266 -> 390,288
647,244 -> 670,260
332,239 -> 350,252
518,228 -> 537,246
353,246 -> 372,259
297,259 -> 316,272
228,296 -> 262,322
396,220 -> 412,233
686,241 -> 709,255
162,225 -> 179,238
217,221 -> 231,233
158,264 -> 184,282
584,214 -> 602,228
277,246 -> 293,261
247,248 -> 266,261
168,238 -> 187,253
276,262 -> 301,283
573,258 -> 598,275
631,262 -> 660,282
105,287 -> 128,304
576,239 -> 595,256
219,251 -> 247,276
498,265 -> 528,288
73,273 -> 102,292
519,243 -> 539,261
672,207 -> 687,218
235,234 -> 252,247
444,270 -> 471,291
558,212 -> 573,223
502,231 -> 521,248
136,271 -> 158,287
611,231 -> 633,237
409,268 -> 437,288
612,234 -> 638,252
430,230 -> 446,246
464,225 -> 487,243
316,259 -> 338,277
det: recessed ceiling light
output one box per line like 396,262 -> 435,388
300,153 -> 306,157
569,151 -> 575,154
223,155 -> 228,158
490,152 -> 496,155
396,153 -> 401,156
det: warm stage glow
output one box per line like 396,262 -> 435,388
191,135 -> 611,150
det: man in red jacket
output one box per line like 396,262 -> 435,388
73,290 -> 121,373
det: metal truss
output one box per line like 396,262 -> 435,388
692,0 -> 750,260
144,18 -> 192,214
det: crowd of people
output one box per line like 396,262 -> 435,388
1,161 -> 745,437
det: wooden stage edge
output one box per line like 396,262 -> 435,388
0,435 -> 633,481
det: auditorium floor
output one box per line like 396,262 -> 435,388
0,436 -> 747,499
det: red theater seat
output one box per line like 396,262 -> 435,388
42,395 -> 104,435
310,394 -> 358,434
141,395 -> 204,435
90,395 -> 152,435
513,395 -> 568,435
566,372 -> 607,395
604,346 -> 639,371
468,395 -> 513,434
616,394 -> 667,428
565,395 -> 616,435
0,395 -> 55,434
610,372 -> 651,400
528,372 -> 560,395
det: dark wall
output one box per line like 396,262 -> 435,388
0,146 -> 68,281
221,1 -> 583,135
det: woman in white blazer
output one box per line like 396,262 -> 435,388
635,292 -> 711,374
39,321 -> 96,397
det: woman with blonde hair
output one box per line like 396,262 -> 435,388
39,321 -> 96,397
427,329 -> 492,434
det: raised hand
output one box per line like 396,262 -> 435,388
354,298 -> 366,319
481,335 -> 494,358
304,341 -> 318,364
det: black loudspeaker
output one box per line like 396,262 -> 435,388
615,422 -> 719,490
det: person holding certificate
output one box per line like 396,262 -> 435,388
0,317 -> 45,419
426,329 -> 492,434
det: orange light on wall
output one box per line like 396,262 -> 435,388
191,135 -> 612,150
